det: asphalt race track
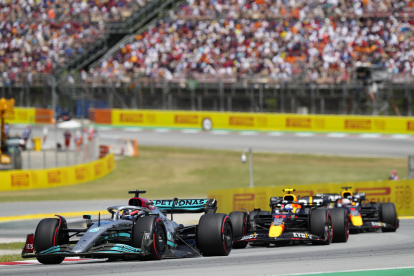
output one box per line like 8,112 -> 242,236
3,126 -> 413,275
2,219 -> 414,275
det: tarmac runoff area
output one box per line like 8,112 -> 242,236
1,217 -> 414,275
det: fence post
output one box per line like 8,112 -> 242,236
43,150 -> 46,169
386,81 -> 391,115
259,83 -> 263,112
219,81 -> 224,111
132,83 -> 138,109
409,87 -> 413,116
197,96 -> 202,110
168,93 -> 173,110
50,76 -> 58,168
281,83 -> 285,113
320,97 -> 325,114
250,83 -> 254,111
311,85 -> 315,114
342,83 -> 347,114
26,83 -> 30,107
108,85 -> 113,108
227,95 -> 232,111
191,86 -> 195,111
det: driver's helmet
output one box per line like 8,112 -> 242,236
284,204 -> 293,212
342,198 -> 351,205
122,209 -> 141,220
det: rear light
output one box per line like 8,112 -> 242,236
23,234 -> 34,253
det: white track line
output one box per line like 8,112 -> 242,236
211,130 -> 230,135
326,133 -> 348,138
295,133 -> 315,137
239,131 -> 258,136
267,132 -> 283,136
277,266 -> 414,276
359,134 -> 381,138
181,129 -> 201,134
123,128 -> 143,132
154,129 -> 171,133
391,134 -> 410,139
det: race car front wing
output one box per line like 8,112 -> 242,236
349,220 -> 399,230
235,231 -> 325,243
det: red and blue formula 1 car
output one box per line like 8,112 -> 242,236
229,188 -> 349,248
317,187 -> 399,233
21,190 -> 233,264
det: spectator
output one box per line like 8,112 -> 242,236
64,130 -> 72,150
389,170 -> 400,180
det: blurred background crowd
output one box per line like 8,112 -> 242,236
1,0 -> 414,84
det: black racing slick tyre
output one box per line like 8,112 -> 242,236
34,218 -> 65,264
132,216 -> 167,260
197,213 -> 233,256
310,209 -> 332,245
330,208 -> 349,243
380,203 -> 398,232
229,211 -> 247,249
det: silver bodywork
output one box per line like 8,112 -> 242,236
22,204 -> 200,259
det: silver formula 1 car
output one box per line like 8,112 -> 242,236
21,190 -> 233,264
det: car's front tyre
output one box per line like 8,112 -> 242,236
132,216 -> 167,260
197,213 -> 232,256
34,218 -> 65,264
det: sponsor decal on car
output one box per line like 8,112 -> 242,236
153,199 -> 207,207
371,222 -> 385,227
240,233 -> 257,241
89,227 -> 104,232
292,233 -> 313,239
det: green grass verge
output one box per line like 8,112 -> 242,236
0,243 -> 34,263
0,254 -> 34,262
0,243 -> 25,250
0,146 -> 407,202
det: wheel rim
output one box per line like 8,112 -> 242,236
328,215 -> 333,242
155,226 -> 166,254
223,222 -> 233,250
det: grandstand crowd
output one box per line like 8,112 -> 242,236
1,0 -> 414,84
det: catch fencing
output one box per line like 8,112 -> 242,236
1,74 -> 414,117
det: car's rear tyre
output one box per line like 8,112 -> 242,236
310,209 -> 332,245
34,218 -> 65,265
380,203 -> 398,232
197,213 -> 232,256
330,208 -> 349,243
229,211 -> 247,249
132,216 -> 167,260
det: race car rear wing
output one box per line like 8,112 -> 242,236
316,193 -> 366,203
269,196 -> 329,208
152,198 -> 218,214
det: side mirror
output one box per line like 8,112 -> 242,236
241,153 -> 247,163
83,215 -> 92,220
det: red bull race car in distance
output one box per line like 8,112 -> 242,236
317,187 -> 399,233
21,190 -> 233,264
229,189 -> 349,248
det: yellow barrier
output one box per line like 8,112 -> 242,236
5,107 -> 36,124
109,109 -> 414,134
0,154 -> 115,192
208,180 -> 414,216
